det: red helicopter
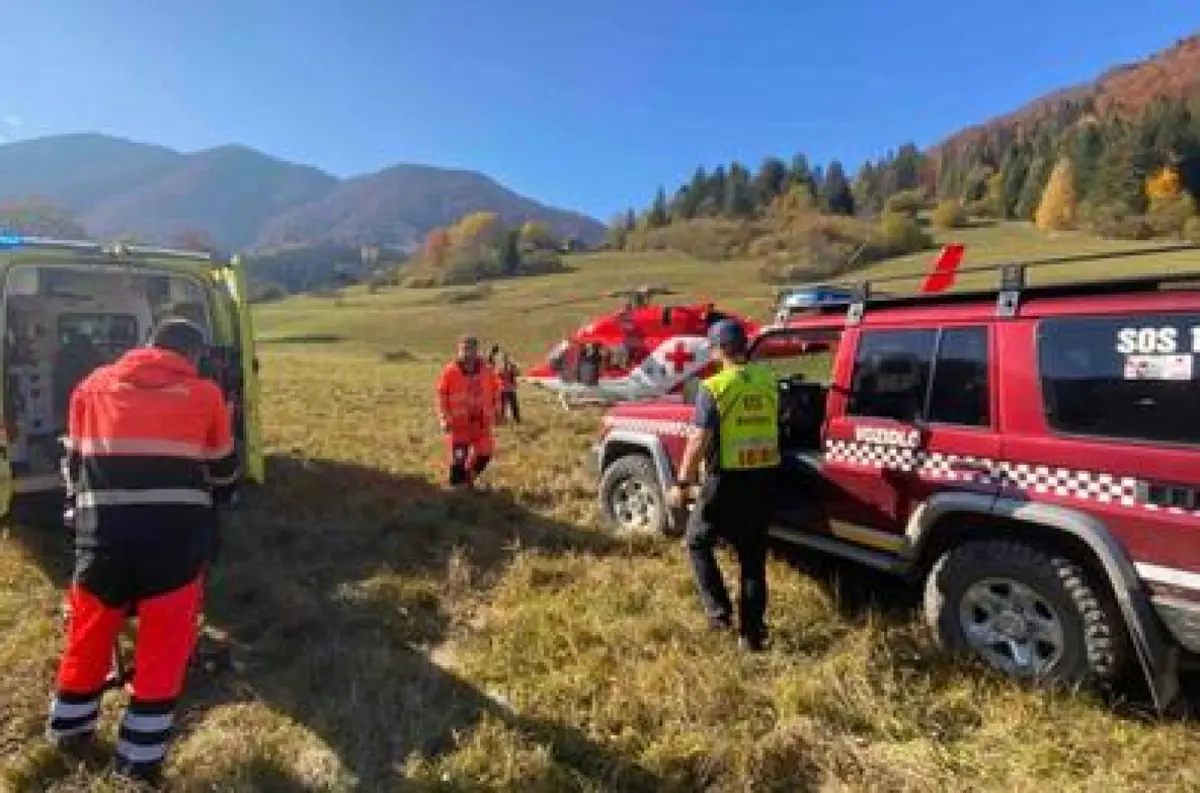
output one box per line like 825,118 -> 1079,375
522,245 -> 966,408
523,286 -> 761,408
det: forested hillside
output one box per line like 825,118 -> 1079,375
616,33 -> 1200,264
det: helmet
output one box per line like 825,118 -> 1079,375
707,319 -> 748,353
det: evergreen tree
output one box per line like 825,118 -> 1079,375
852,162 -> 883,216
1016,153 -> 1052,220
677,167 -> 708,219
1071,123 -> 1105,203
789,153 -> 815,195
821,161 -> 855,215
893,142 -> 923,193
1093,122 -> 1144,213
499,228 -> 521,276
753,157 -> 789,207
648,188 -> 669,227
1000,144 -> 1030,218
724,163 -> 755,217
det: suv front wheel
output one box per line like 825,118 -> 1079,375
923,539 -> 1124,688
598,454 -> 669,536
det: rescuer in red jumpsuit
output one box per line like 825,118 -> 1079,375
437,335 -> 501,489
46,318 -> 239,783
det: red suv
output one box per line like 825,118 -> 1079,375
589,258 -> 1200,708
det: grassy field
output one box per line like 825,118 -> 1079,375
3,221 -> 1200,791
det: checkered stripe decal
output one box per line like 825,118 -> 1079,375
825,440 -> 1149,511
604,417 -> 692,437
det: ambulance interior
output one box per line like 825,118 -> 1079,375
3,264 -> 214,491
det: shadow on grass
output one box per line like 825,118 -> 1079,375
769,535 -> 1200,723
258,333 -> 346,345
5,453 -> 662,791
769,542 -> 917,623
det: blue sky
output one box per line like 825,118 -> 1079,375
2,1 -> 1199,220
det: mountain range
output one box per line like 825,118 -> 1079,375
0,134 -> 606,251
3,32 -> 1197,261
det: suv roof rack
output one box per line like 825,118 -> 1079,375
0,234 -> 216,262
776,242 -> 1200,324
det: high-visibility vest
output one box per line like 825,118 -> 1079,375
702,362 -> 780,471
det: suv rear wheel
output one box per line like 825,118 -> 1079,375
598,454 -> 667,536
923,539 -> 1123,688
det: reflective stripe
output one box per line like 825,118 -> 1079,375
116,739 -> 167,764
204,440 -> 235,461
77,488 -> 213,507
1136,562 -> 1200,593
123,712 -> 173,733
205,468 -> 240,487
75,438 -> 206,459
50,697 -> 99,720
49,717 -> 98,738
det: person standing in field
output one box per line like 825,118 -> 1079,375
667,319 -> 780,652
46,318 -> 239,783
497,351 -> 521,424
437,334 -> 501,489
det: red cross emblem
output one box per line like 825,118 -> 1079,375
664,341 -> 695,373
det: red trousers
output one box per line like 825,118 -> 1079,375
56,574 -> 204,702
446,429 -> 494,486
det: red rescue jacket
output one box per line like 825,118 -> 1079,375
436,359 -> 500,434
64,347 -> 238,551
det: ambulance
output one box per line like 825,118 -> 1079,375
0,235 -> 264,514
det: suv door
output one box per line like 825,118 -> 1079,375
212,257 -> 264,484
747,327 -> 840,533
822,325 -> 1001,552
0,365 -> 12,520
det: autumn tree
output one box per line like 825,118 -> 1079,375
424,228 -> 452,266
1035,157 -> 1079,231
170,228 -> 216,253
452,211 -> 502,249
0,197 -> 88,239
932,200 -> 967,229
519,220 -> 557,250
883,189 -> 925,217
1146,165 -> 1183,201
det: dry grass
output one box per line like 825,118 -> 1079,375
3,221 -> 1200,791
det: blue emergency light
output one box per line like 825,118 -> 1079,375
779,285 -> 854,311
0,234 -> 25,249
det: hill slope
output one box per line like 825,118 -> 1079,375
255,164 -> 603,250
933,33 -> 1200,157
0,134 -> 607,251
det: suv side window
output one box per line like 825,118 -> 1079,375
1039,313 -> 1200,444
848,329 -> 937,421
848,326 -> 990,426
928,327 -> 990,426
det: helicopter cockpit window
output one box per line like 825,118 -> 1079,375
547,340 -> 569,373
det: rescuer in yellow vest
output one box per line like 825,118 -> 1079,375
667,319 -> 780,651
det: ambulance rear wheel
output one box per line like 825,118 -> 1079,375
599,454 -> 667,537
